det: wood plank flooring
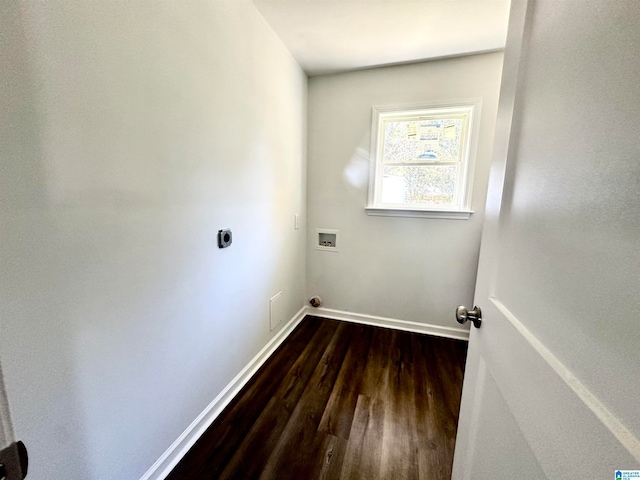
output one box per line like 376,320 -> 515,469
166,316 -> 468,480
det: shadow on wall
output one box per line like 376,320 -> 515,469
0,2 -> 93,477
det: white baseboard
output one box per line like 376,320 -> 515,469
139,306 -> 307,480
140,305 -> 466,479
304,306 -> 470,341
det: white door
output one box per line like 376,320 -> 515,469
452,0 -> 640,478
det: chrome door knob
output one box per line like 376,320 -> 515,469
456,305 -> 482,328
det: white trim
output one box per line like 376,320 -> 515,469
365,207 -> 473,220
141,304 -> 468,480
367,98 -> 483,216
489,297 -> 640,463
305,306 -> 469,341
461,357 -> 487,479
0,362 -> 16,448
139,307 -> 308,480
369,98 -> 484,116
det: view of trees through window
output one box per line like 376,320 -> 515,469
380,117 -> 465,206
382,165 -> 457,205
383,118 -> 463,163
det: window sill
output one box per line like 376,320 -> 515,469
365,207 -> 474,220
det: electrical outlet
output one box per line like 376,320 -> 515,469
294,214 -> 300,230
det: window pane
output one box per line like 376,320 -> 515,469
382,165 -> 458,206
383,118 -> 463,163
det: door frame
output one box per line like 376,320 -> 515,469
0,360 -> 16,449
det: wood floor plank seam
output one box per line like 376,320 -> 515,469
167,316 -> 467,480
318,324 -> 374,440
258,322 -> 354,480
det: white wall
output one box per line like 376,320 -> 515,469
306,53 -> 503,327
0,1 -> 306,479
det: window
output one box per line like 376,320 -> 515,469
366,100 -> 481,219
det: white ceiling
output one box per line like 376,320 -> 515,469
252,0 -> 511,76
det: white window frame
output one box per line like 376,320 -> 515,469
366,99 -> 482,219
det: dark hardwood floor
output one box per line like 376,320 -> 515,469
166,316 -> 468,480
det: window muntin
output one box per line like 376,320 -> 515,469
369,103 -> 477,214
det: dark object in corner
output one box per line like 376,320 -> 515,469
309,296 -> 322,308
0,440 -> 28,479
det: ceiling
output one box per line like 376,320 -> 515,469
252,0 -> 511,76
